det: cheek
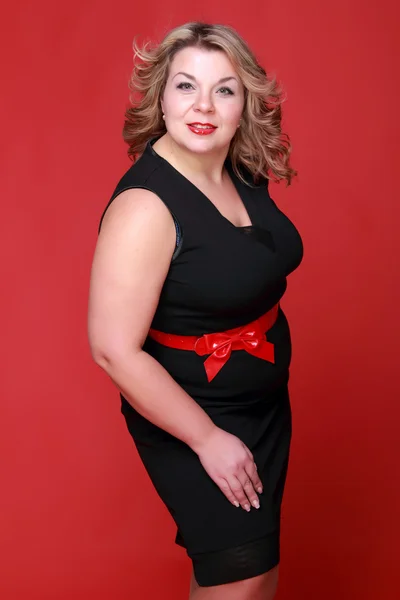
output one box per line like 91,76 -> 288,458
163,90 -> 191,117
222,101 -> 244,125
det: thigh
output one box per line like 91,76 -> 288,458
190,565 -> 279,600
191,530 -> 280,588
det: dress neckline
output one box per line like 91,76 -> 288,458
145,138 -> 256,230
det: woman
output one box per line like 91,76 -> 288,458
88,22 -> 303,600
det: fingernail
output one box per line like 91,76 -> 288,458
244,504 -> 251,512
257,487 -> 263,493
252,500 -> 260,509
234,501 -> 240,507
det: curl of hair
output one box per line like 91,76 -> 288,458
123,22 -> 296,186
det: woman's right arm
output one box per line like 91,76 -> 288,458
87,189 -> 262,511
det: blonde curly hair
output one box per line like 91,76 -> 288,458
123,22 -> 296,185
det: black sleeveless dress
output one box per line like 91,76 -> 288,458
99,139 -> 304,587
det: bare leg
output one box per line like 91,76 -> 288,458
188,565 -> 279,600
189,571 -> 199,595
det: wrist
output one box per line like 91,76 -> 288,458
187,420 -> 218,455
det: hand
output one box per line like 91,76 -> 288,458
195,427 -> 263,511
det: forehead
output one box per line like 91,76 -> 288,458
169,46 -> 238,78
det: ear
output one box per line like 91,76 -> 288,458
160,98 -> 165,114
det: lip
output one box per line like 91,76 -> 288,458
187,123 -> 217,128
187,123 -> 217,136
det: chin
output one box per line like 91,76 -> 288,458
180,131 -> 230,155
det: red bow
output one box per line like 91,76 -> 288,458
194,321 -> 275,382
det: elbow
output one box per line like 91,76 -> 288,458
88,334 -> 119,370
89,344 -> 115,371
88,330 -> 121,370
87,324 -> 144,372
89,342 -> 142,373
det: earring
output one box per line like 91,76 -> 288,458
162,114 -> 166,120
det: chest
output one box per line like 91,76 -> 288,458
188,172 -> 252,228
162,185 -> 303,318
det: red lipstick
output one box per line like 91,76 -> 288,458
187,123 -> 217,136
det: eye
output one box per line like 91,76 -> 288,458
177,82 -> 194,91
218,87 -> 234,95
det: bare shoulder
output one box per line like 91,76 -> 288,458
94,186 -> 176,271
99,187 -> 174,238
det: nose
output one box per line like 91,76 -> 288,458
193,90 -> 215,113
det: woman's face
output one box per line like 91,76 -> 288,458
161,46 -> 245,156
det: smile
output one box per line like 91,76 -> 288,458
187,123 -> 217,136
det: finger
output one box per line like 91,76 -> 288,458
243,444 -> 254,462
245,461 -> 263,494
237,471 -> 260,510
242,446 -> 261,483
217,478 -> 241,508
229,476 -> 253,512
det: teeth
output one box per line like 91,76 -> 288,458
191,124 -> 213,129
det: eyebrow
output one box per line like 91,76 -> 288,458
173,72 -> 237,84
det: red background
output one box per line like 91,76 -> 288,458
2,1 -> 399,598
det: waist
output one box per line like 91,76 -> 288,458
148,304 -> 280,382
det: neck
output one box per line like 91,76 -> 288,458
153,133 -> 229,185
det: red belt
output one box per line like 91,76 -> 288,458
148,303 -> 280,382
